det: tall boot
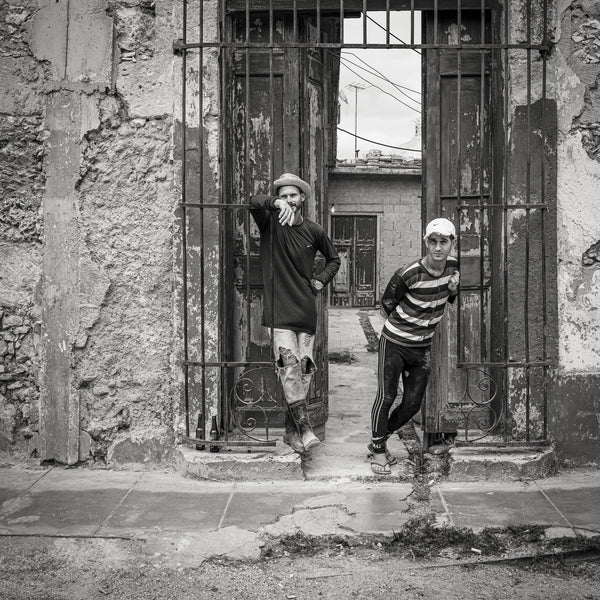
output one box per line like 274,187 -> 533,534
283,407 -> 305,454
289,401 -> 320,451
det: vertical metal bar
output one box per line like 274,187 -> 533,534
524,0 -> 532,441
268,0 -> 275,439
219,0 -> 228,444
502,0 -> 510,441
182,0 -> 190,438
339,0 -> 344,46
293,0 -> 298,44
479,0 -> 486,364
317,0 -> 321,44
410,0 -> 415,47
434,0 -> 438,46
243,0 -> 252,441
456,0 -> 463,366
199,0 -> 207,440
362,0 -> 367,47
385,0 -> 391,47
540,0 -> 549,440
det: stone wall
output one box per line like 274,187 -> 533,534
0,2 -> 45,456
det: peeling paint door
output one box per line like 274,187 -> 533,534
331,215 -> 377,307
422,10 -> 495,440
224,12 -> 340,440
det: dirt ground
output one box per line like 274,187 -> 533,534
2,533 -> 599,600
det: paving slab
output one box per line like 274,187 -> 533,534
436,485 -> 570,530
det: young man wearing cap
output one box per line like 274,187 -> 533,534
250,174 -> 340,453
369,217 -> 460,475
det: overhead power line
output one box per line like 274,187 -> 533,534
366,15 -> 422,55
337,127 -> 422,152
341,51 -> 421,99
339,56 -> 421,114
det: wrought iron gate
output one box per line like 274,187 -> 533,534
177,0 -> 556,450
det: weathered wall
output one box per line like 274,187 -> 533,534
0,0 -> 185,466
0,2 -> 46,456
328,171 -> 422,299
550,0 -> 600,463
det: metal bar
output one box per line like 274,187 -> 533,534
183,436 -> 277,448
219,0 -> 229,446
479,0 -> 486,365
385,0 -> 390,46
317,0 -> 322,43
502,0 -> 510,442
541,0 -> 549,440
524,1 -> 532,442
457,361 -> 553,368
456,0 -> 463,365
242,4 -> 252,445
184,361 -> 274,367
339,0 -> 344,45
182,0 -> 190,438
410,0 -> 415,46
362,0 -> 367,47
198,0 -> 208,445
184,41 -> 551,50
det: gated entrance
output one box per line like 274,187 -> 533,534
178,0 -> 556,450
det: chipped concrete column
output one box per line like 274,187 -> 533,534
31,0 -> 113,464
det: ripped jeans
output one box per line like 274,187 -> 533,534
272,329 -> 316,406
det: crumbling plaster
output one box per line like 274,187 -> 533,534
554,0 -> 600,372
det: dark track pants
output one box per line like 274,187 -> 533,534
370,336 -> 431,453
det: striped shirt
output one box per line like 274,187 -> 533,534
381,257 -> 458,347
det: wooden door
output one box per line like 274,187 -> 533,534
331,215 -> 377,307
225,13 -> 339,439
422,10 -> 494,439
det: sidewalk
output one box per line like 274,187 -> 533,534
1,308 -> 599,564
1,465 -> 599,563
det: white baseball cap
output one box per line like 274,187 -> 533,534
423,218 -> 456,240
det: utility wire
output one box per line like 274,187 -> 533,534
339,57 -> 421,114
342,51 -> 421,97
337,127 -> 421,152
366,15 -> 422,55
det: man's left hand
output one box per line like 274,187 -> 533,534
311,279 -> 324,292
448,270 -> 460,293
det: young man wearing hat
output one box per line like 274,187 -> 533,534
369,218 -> 460,475
250,174 -> 340,453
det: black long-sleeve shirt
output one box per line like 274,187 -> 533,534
250,195 -> 340,334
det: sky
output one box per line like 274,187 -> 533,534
337,12 -> 422,161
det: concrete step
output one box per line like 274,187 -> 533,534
174,444 -> 304,481
445,445 -> 557,481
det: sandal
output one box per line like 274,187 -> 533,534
367,443 -> 398,466
370,460 -> 392,476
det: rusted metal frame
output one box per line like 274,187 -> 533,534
540,0 -> 549,439
457,361 -> 551,368
185,361 -> 274,367
455,0 -> 463,371
410,0 -> 415,46
383,0 -> 390,46
183,436 -> 276,447
187,41 -> 548,50
478,0 -> 486,367
339,0 -> 345,44
524,0 -> 532,442
362,0 -> 367,46
433,0 -> 438,45
196,0 -> 209,443
219,0 -> 229,445
268,0 -> 276,441
181,0 -> 191,438
501,0 -> 509,442
317,0 -> 322,41
294,0 -> 299,41
244,2 -> 254,445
